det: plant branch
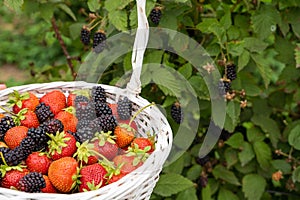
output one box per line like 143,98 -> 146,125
51,16 -> 77,80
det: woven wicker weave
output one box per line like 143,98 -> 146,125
0,0 -> 173,199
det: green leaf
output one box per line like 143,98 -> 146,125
242,174 -> 267,200
212,165 -> 240,186
251,4 -> 281,39
238,142 -> 255,167
271,160 -> 292,174
225,133 -> 244,149
288,124 -> 300,150
108,10 -> 128,31
251,115 -> 280,148
224,101 -> 241,132
218,187 -> 239,200
69,23 -> 85,40
178,63 -> 192,79
292,166 -> 300,183
202,184 -> 212,200
295,44 -> 300,68
224,148 -> 238,168
220,5 -> 232,30
4,0 -> 24,13
246,127 -> 265,143
186,165 -> 202,181
39,4 -> 54,21
227,41 -> 244,56
243,37 -> 268,53
57,3 -> 77,21
87,0 -> 100,12
251,53 -> 272,88
253,141 -> 272,171
163,154 -> 185,174
275,35 -> 296,65
176,187 -> 198,200
153,173 -> 194,197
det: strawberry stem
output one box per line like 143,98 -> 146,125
0,152 -> 8,166
0,105 -> 16,116
129,102 -> 155,126
90,149 -> 115,168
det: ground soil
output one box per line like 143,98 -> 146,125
0,64 -> 29,83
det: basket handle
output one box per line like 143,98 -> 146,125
126,0 -> 149,95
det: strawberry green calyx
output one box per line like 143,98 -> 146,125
72,89 -> 91,98
74,141 -> 95,166
47,131 -> 70,155
0,152 -> 26,177
92,131 -> 116,146
126,144 -> 151,166
7,91 -> 30,109
84,180 -> 103,192
63,106 -> 76,115
12,108 -> 28,126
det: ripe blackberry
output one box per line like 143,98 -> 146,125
150,7 -> 162,25
0,116 -> 15,140
35,102 -> 54,123
76,127 -> 95,143
92,31 -> 106,53
5,137 -> 35,166
76,119 -> 92,130
94,102 -> 112,118
91,86 -> 106,103
17,172 -> 46,193
75,101 -> 97,121
117,97 -> 132,120
40,118 -> 64,134
171,102 -> 183,124
74,95 -> 90,106
218,79 -> 231,96
196,155 -> 210,166
80,27 -> 91,46
0,147 -> 10,165
226,63 -> 237,81
90,114 -> 117,133
27,127 -> 49,151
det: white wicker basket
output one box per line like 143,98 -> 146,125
0,0 -> 173,199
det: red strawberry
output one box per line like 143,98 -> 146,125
7,91 -> 39,114
55,108 -> 78,133
41,175 -> 57,193
78,163 -> 107,192
109,103 -> 119,119
40,90 -> 66,115
4,126 -> 28,149
18,109 -> 40,128
92,131 -> 118,160
0,113 -> 5,119
114,124 -> 135,148
118,119 -> 138,131
47,131 -> 77,160
108,173 -> 126,184
113,155 -> 142,175
48,157 -> 78,193
131,137 -> 155,153
1,168 -> 29,189
67,93 -> 76,107
25,152 -> 52,174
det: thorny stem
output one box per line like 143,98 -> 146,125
275,149 -> 300,165
51,17 -> 77,80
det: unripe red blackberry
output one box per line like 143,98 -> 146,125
150,7 -> 162,25
226,63 -> 237,81
80,26 -> 91,45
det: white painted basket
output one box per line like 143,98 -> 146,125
0,1 -> 173,199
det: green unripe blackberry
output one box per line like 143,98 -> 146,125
80,27 -> 91,45
150,7 -> 162,25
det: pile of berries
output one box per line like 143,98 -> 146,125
0,87 -> 155,194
